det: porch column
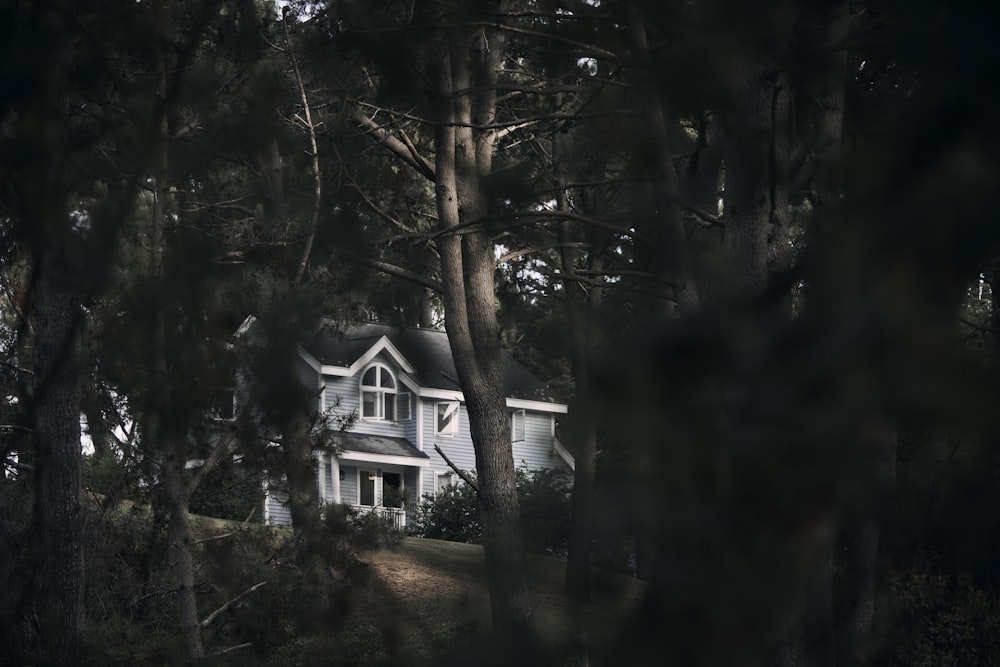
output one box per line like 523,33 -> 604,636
317,453 -> 326,503
331,456 -> 340,503
416,468 -> 423,504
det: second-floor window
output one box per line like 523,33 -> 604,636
435,401 -> 459,436
361,364 -> 396,420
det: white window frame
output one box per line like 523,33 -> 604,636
435,470 -> 455,496
511,409 -> 526,442
435,401 -> 460,437
360,363 -> 397,421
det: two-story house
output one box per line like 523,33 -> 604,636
262,322 -> 574,528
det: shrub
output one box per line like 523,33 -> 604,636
189,460 -> 264,522
516,468 -> 571,557
409,468 -> 572,557
872,571 -> 1000,667
410,478 -> 481,544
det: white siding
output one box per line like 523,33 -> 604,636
421,398 -> 477,497
419,408 -> 568,497
264,486 -> 292,526
512,411 -> 561,471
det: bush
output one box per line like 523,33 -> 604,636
409,468 -> 572,557
409,479 -> 481,543
872,571 -> 1000,667
189,460 -> 264,522
78,497 -> 402,664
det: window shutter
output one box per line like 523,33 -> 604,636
395,392 -> 411,421
511,410 -> 525,442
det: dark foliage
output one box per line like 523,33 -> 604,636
189,460 -> 264,523
75,498 -> 400,664
410,469 -> 572,558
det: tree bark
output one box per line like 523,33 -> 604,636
431,6 -> 535,638
163,439 -> 205,664
559,211 -> 603,601
12,1 -> 83,662
284,405 -> 321,565
28,248 -> 83,665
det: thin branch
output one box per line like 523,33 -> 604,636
430,209 -> 648,243
205,643 -> 254,659
433,444 -> 479,494
332,144 -> 417,235
282,12 -> 322,285
657,187 -> 723,226
337,252 -> 444,294
496,242 -> 588,265
347,105 -> 436,182
191,507 -> 256,546
200,581 -> 267,629
469,22 -> 622,62
185,430 -> 235,498
352,100 -> 637,131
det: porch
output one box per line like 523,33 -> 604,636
317,432 -> 430,529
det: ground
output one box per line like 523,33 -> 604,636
361,537 -> 645,661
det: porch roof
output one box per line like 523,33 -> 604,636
331,432 -> 430,461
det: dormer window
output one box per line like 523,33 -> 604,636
361,364 -> 396,420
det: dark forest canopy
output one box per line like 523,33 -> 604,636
2,0 -> 1000,664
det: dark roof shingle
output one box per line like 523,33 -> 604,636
331,432 -> 429,459
301,322 -> 560,403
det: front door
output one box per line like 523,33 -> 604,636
382,472 -> 403,508
359,469 -> 376,506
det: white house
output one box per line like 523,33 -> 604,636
262,322 -> 574,527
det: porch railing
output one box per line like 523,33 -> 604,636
352,505 -> 406,529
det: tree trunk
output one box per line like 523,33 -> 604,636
164,440 -> 205,664
838,423 -> 896,667
560,213 -> 602,601
283,405 -> 321,565
431,8 -> 535,638
28,248 -> 83,665
11,1 -> 83,661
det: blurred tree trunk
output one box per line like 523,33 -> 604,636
148,3 -> 202,659
837,423 -> 896,667
560,214 -> 603,602
28,247 -> 83,665
11,1 -> 84,662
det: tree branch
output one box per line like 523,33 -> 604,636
200,581 -> 267,629
283,12 -> 322,284
347,105 -> 436,182
205,643 -> 254,659
337,251 -> 443,294
433,444 -> 479,494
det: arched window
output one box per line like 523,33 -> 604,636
361,364 -> 396,420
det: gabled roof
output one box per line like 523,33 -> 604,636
300,322 -> 564,407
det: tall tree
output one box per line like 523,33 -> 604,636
2,3 -> 83,661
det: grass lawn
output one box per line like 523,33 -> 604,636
354,537 -> 645,663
